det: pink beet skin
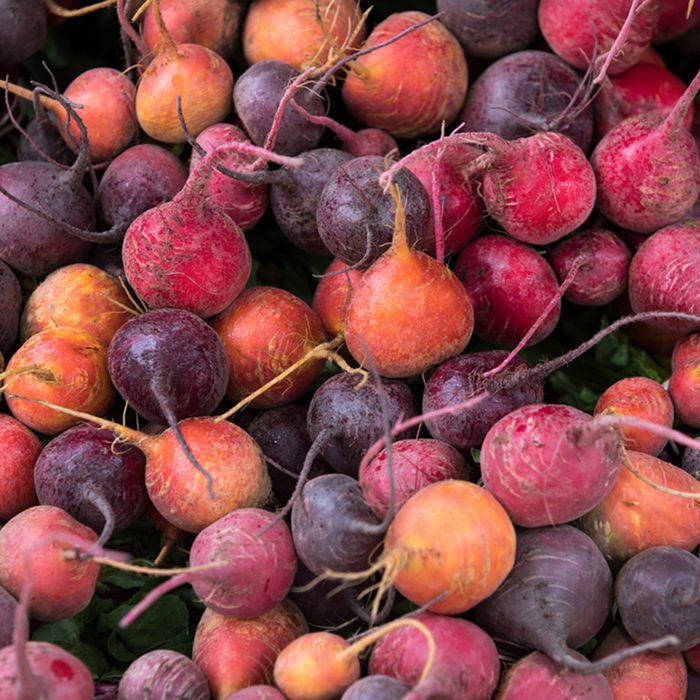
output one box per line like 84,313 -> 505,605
595,62 -> 693,138
550,229 -> 630,306
496,651 -> 613,700
190,123 -> 269,231
0,642 -> 94,699
454,235 -> 561,347
122,187 -> 252,319
369,612 -> 500,700
592,111 -> 700,233
477,132 -> 596,245
480,404 -> 622,527
404,143 -> 485,255
628,222 -> 700,332
358,438 -> 469,520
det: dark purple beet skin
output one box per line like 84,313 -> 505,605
233,59 -> 326,157
460,50 -> 594,152
33,424 -> 147,534
0,586 -> 17,648
107,308 -> 229,424
270,148 -> 353,255
437,0 -> 539,59
16,114 -> 74,166
291,473 -> 383,576
0,160 -> 94,277
306,372 -> 419,478
616,546 -> 700,652
473,526 -> 614,673
243,404 -> 328,504
316,155 -> 434,269
422,351 -> 544,451
682,442 -> 700,480
0,259 -> 21,353
341,676 -> 410,700
98,144 -> 188,230
288,560 -> 365,629
0,0 -> 46,65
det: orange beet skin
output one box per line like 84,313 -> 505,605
345,241 -> 473,378
342,11 -> 468,138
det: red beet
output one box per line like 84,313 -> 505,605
454,235 -> 561,347
549,229 -> 630,306
122,150 -> 252,318
591,70 -> 700,233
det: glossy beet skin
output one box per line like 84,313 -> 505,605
316,155 -> 433,269
461,50 -> 594,151
291,473 -> 383,576
233,60 -> 325,156
455,235 -> 561,347
422,351 -> 544,451
33,425 -> 147,535
306,373 -> 419,478
108,308 -> 229,425
359,438 -> 469,520
473,526 -> 614,673
270,148 -> 353,255
438,0 -> 538,59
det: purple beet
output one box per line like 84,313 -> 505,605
242,404 -> 328,504
0,0 -> 46,64
422,351 -> 544,451
460,50 -> 594,152
0,586 -> 17,648
291,473 -> 383,575
117,649 -> 210,700
472,526 -> 615,674
682,442 -> 700,480
233,60 -> 325,157
98,144 -> 188,230
289,559 -> 395,630
108,308 -> 229,425
437,0 -> 539,59
16,114 -> 74,166
224,688 -> 285,700
316,155 -> 434,268
0,259 -> 20,353
33,425 -> 147,550
616,547 -> 700,652
306,373 -> 419,478
270,148 -> 353,255
341,676 -> 410,700
0,87 -> 126,277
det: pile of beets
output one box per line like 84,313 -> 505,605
0,0 -> 698,698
